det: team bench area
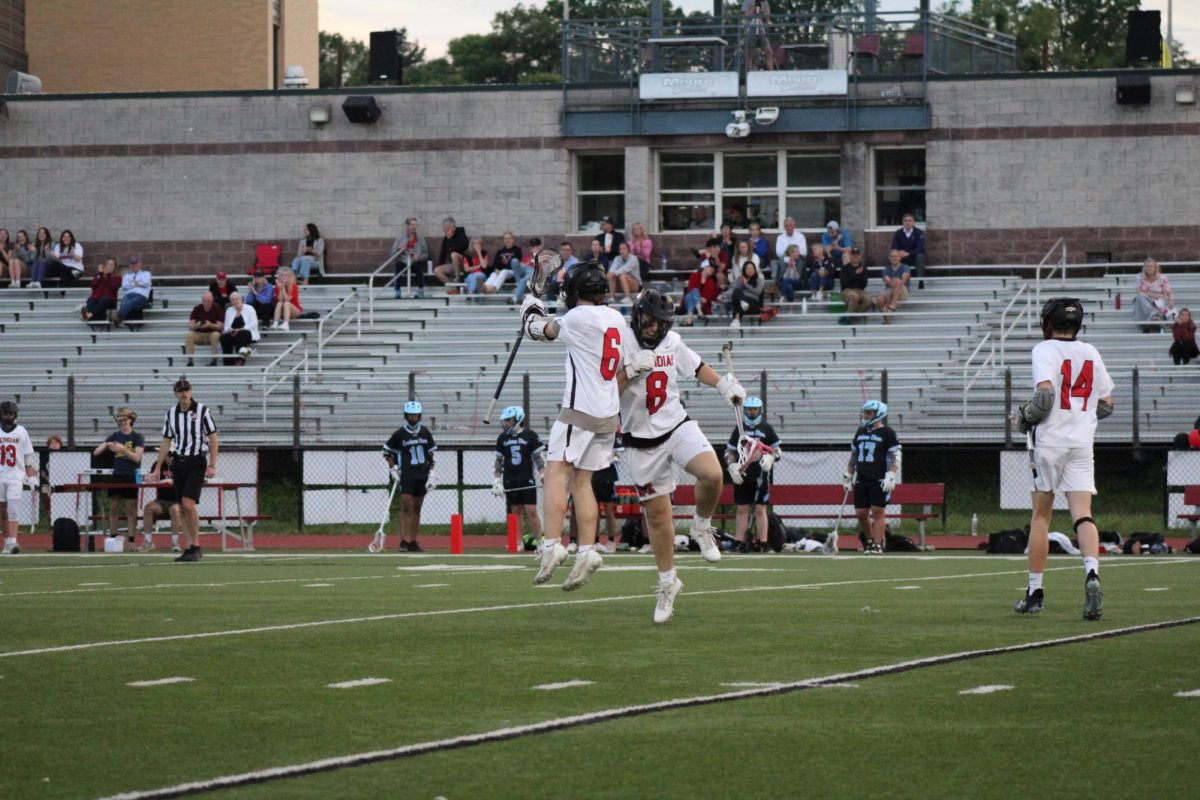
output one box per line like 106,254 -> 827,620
668,483 -> 947,549
1178,485 -> 1200,540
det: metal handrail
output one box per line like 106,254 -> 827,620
261,337 -> 308,423
998,283 -> 1029,367
365,250 -> 404,328
316,290 -> 361,373
1033,236 -> 1066,312
962,332 -> 995,418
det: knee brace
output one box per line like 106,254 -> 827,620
1073,516 -> 1096,533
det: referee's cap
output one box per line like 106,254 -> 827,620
173,377 -> 192,392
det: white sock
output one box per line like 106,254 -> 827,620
4,537 -> 14,545
142,533 -> 153,542
692,514 -> 711,531
577,544 -> 594,557
1083,557 -> 1099,577
1028,572 -> 1043,592
659,568 -> 677,586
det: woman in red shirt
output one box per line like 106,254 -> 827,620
271,267 -> 303,331
1170,308 -> 1198,365
682,260 -> 719,326
82,256 -> 122,322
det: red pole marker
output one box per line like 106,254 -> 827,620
507,513 -> 519,553
450,514 -> 464,555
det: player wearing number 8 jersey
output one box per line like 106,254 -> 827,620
1013,298 -> 1114,620
521,263 -> 627,590
619,290 -> 745,622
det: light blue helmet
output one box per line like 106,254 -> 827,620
862,399 -> 888,426
500,405 -> 525,430
743,395 -> 764,428
404,400 -> 423,416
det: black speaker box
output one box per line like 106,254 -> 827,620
1116,74 -> 1151,106
1126,10 -> 1161,65
342,95 -> 383,123
369,30 -> 403,84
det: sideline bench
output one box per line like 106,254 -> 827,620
671,482 -> 946,548
1178,485 -> 1200,540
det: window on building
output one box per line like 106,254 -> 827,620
657,150 -> 841,233
576,153 -> 625,231
873,148 -> 925,228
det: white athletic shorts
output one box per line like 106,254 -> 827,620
627,420 -> 715,501
485,269 -> 513,291
1,479 -> 23,505
1030,446 -> 1095,495
546,420 -> 612,472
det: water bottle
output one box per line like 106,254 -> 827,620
801,297 -> 807,315
1115,292 -> 1121,310
661,254 -> 668,271
971,513 -> 978,537
134,469 -> 142,485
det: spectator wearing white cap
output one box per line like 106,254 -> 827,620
773,216 -> 807,276
821,220 -> 854,265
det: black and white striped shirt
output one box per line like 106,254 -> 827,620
161,400 -> 218,457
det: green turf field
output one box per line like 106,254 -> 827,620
2,551 -> 1198,799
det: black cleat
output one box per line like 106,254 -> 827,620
1014,588 -> 1044,614
175,546 -> 202,563
398,540 -> 410,552
1083,574 -> 1103,621
406,540 -> 425,553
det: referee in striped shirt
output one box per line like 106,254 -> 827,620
147,378 -> 219,562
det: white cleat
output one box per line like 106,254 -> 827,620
654,578 -> 683,624
822,532 -> 839,555
689,524 -> 722,563
562,549 -> 603,591
2,541 -> 20,555
533,542 -> 567,585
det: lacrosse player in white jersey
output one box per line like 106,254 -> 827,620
0,401 -> 36,555
619,290 -> 745,623
522,262 -> 627,590
1013,297 -> 1114,620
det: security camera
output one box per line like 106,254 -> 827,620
754,106 -> 780,125
725,121 -> 751,138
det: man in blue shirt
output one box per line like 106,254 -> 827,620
113,256 -> 152,326
889,213 -> 925,288
876,250 -> 912,324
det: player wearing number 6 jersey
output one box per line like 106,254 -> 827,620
619,290 -> 745,623
521,263 -> 626,590
1013,298 -> 1114,620
0,401 -> 36,555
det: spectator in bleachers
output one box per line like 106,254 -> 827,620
607,241 -> 641,302
93,407 -> 143,544
729,260 -> 765,329
561,241 -> 579,272
1133,257 -> 1175,332
876,249 -> 912,324
433,216 -> 470,292
748,222 -> 770,272
683,260 -> 719,325
588,238 -> 610,269
594,216 -> 625,262
391,216 -> 430,299
112,256 -> 152,327
719,223 -> 738,266
9,230 -> 32,289
462,237 -> 491,298
778,244 -> 804,302
52,229 -> 84,283
699,236 -> 729,291
822,220 -> 854,265
1170,308 -> 1197,365
0,229 -> 11,287
513,237 -> 538,303
486,231 -> 521,299
628,223 -> 653,274
773,217 -> 807,275
185,291 -> 224,367
688,206 -> 710,231
244,269 -> 275,321
271,266 -> 303,332
805,243 -> 837,301
81,256 -> 121,323
208,271 -> 233,309
27,227 -> 54,289
733,239 -> 759,274
291,223 -> 325,285
220,291 -> 260,366
742,0 -> 776,70
890,212 -> 926,288
839,247 -> 872,324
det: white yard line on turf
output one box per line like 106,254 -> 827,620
533,680 -> 593,690
5,560 -> 1195,661
95,614 -> 1200,800
0,574 -> 401,598
959,684 -> 1014,695
127,677 -> 195,688
415,584 -> 449,588
328,678 -> 391,689
1175,689 -> 1200,697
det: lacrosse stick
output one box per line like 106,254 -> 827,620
367,472 -> 402,553
722,341 -> 744,438
823,485 -> 851,555
483,248 -> 564,424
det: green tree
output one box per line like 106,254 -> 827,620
318,28 -> 426,87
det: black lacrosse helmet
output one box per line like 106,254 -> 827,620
563,262 -> 609,309
1040,297 -> 1084,340
0,400 -> 16,433
631,289 -> 675,349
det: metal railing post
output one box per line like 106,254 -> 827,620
523,372 -> 531,416
1003,367 -> 1012,447
760,370 -> 768,416
408,371 -> 416,400
292,373 -> 301,449
1131,366 -> 1140,448
880,368 -> 888,404
66,375 -> 75,447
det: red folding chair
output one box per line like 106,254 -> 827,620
249,244 -> 282,277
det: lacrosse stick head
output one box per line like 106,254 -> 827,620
528,247 -> 563,300
733,435 -> 774,476
367,532 -> 386,554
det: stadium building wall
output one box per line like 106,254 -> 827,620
0,71 -> 1196,275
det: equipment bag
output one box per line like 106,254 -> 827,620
620,517 -> 646,550
1185,539 -> 1200,555
884,532 -> 921,552
52,517 -> 81,552
766,512 -> 785,553
987,528 -> 1028,554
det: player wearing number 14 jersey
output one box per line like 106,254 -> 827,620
619,290 -> 745,623
1014,298 -> 1114,620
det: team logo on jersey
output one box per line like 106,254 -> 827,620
653,354 -> 675,368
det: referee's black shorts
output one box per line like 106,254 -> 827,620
172,455 -> 207,503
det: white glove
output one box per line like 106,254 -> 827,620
881,472 -> 897,494
23,473 -> 39,490
520,295 -> 545,319
525,313 -> 555,341
425,473 -> 439,492
759,452 -> 776,473
716,373 -> 746,407
841,471 -> 854,492
491,477 -> 504,497
624,349 -> 656,379
535,468 -> 545,486
728,465 -> 744,485
389,465 -> 403,483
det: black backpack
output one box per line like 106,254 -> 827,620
987,529 -> 1028,554
52,517 -> 81,552
1185,539 -> 1200,555
620,517 -> 646,550
766,512 -> 785,553
884,531 -> 921,552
